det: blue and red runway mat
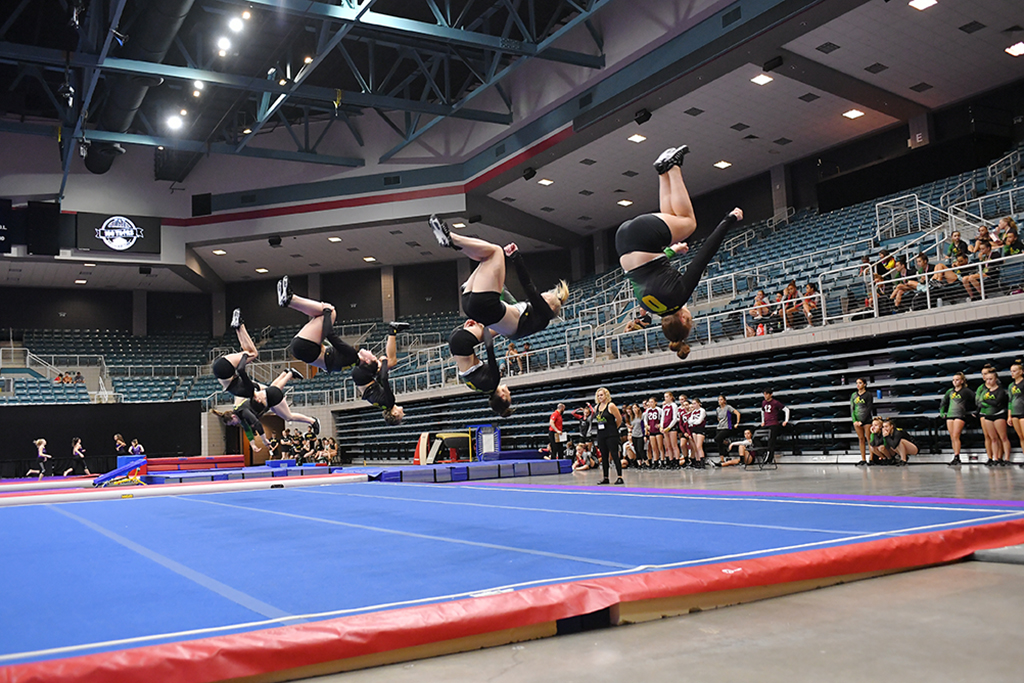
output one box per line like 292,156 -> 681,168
2,482 -> 1024,683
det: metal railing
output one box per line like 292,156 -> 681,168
939,174 -> 980,208
950,184 -> 1024,226
987,148 -> 1022,191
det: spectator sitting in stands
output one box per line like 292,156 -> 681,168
768,291 -> 786,332
781,281 -> 801,329
54,373 -> 64,384
73,372 -> 84,384
875,250 -> 896,279
625,307 -> 653,332
802,283 -> 820,326
968,226 -> 993,253
963,240 -> 1000,299
721,429 -> 756,467
505,342 -> 523,376
899,253 -> 937,311
745,290 -> 771,336
945,231 -> 969,265
1001,229 -> 1022,257
857,255 -> 872,277
521,342 -> 533,372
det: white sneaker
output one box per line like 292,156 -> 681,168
277,276 -> 292,307
429,215 -> 459,250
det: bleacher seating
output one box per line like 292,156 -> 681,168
0,377 -> 89,405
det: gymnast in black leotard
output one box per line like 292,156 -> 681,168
350,328 -> 406,425
448,321 -> 512,416
430,217 -> 569,341
211,368 -> 321,451
277,277 -> 373,373
210,308 -> 262,399
616,146 -> 743,359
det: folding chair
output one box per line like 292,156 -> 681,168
744,428 -> 779,470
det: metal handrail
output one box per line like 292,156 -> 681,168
987,148 -> 1022,190
951,184 -> 1024,226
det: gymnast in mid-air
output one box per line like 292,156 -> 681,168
277,276 -> 408,424
212,367 -> 320,451
210,308 -> 263,400
616,145 -> 743,358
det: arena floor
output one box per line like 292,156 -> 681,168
318,463 -> 1024,683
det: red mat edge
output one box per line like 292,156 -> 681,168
5,518 -> 1024,683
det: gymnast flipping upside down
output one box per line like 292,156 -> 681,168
616,146 -> 743,358
211,368 -> 319,451
210,308 -> 262,400
277,276 -> 409,425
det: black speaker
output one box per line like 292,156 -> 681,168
139,266 -> 152,275
0,199 -> 11,254
26,201 -> 60,256
192,193 -> 212,217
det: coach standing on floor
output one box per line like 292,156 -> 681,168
549,403 -> 566,459
714,395 -> 741,460
760,389 -> 790,463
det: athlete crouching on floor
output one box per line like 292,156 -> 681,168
616,144 -> 743,359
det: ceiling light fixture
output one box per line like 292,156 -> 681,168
193,89 -> 201,97
714,161 -> 732,169
242,127 -> 252,134
538,178 -> 554,186
304,56 -> 313,64
363,256 -> 377,262
628,134 -> 647,143
217,36 -> 231,51
83,263 -> 96,267
212,249 -> 227,255
179,108 -> 188,116
327,237 -> 342,243
452,222 -> 466,228
157,145 -> 164,150
255,268 -> 269,274
165,115 -> 183,130
751,74 -> 774,85
617,199 -> 633,207
908,0 -> 937,10
1007,42 -> 1024,57
193,80 -> 204,90
242,10 -> 251,20
228,17 -> 244,32
843,109 -> 865,119
218,49 -> 227,57
278,78 -> 287,86
74,279 -> 87,285
523,167 -> 536,181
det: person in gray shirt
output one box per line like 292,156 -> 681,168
714,395 -> 741,460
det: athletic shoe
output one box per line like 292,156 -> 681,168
947,455 -> 961,466
389,321 -> 411,336
289,368 -> 303,381
596,478 -> 610,486
614,477 -> 625,485
230,308 -> 244,330
311,418 -> 321,436
277,276 -> 293,307
708,459 -> 720,468
668,144 -> 690,169
985,459 -> 995,467
855,460 -> 867,466
429,214 -> 460,250
653,147 -> 677,175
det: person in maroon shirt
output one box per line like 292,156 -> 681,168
760,389 -> 790,464
548,403 -> 566,459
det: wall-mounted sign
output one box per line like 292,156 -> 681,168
76,212 -> 161,254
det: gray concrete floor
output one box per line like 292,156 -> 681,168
309,465 -> 1024,682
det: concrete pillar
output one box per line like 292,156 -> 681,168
570,245 -> 584,281
212,289 -> 226,338
308,273 -> 321,301
381,266 -> 396,321
594,232 -> 608,274
770,164 -> 790,219
132,290 -> 146,337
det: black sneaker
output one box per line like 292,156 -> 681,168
230,308 -> 243,330
855,460 -> 867,467
614,477 -> 624,485
948,455 -> 962,467
289,368 -> 303,381
596,478 -> 610,486
311,418 -> 321,436
985,459 -> 996,467
277,276 -> 293,307
389,321 -> 411,336
668,144 -> 690,169
653,147 -> 677,175
429,215 -> 460,250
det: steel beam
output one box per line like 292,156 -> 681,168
222,0 -> 603,68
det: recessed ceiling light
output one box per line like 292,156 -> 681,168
908,0 -> 937,10
212,249 -> 227,255
538,179 -> 554,186
628,134 -> 647,143
83,263 -> 96,267
363,256 -> 377,262
617,199 -> 634,207
452,222 -> 466,228
843,109 -> 865,119
242,127 -> 252,134
751,74 -> 774,86
714,161 -> 732,169
74,279 -> 87,285
1007,42 -> 1024,57
327,237 -> 342,243
255,268 -> 269,274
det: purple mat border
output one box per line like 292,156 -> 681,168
455,481 -> 1024,509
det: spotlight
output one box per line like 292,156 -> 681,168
242,10 -> 251,19
193,90 -> 201,98
228,17 -> 244,33
242,127 -> 252,134
218,49 -> 227,57
179,108 -> 187,116
304,56 -> 313,64
166,115 -> 183,130
634,108 -> 652,125
269,235 -> 282,248
217,36 -> 231,51
278,78 -> 287,86
523,167 -> 537,181
139,266 -> 152,275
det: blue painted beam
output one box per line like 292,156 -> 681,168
0,41 -> 511,125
